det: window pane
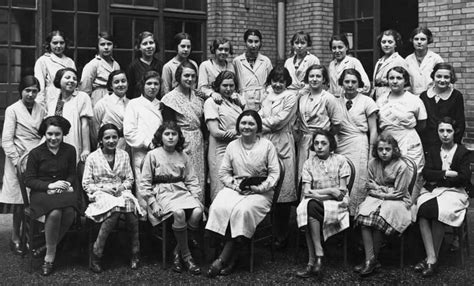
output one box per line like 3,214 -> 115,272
135,18 -> 154,40
0,10 -> 8,44
358,0 -> 374,17
112,0 -> 133,4
340,22 -> 354,49
339,0 -> 354,20
189,52 -> 203,65
0,0 -> 7,7
52,12 -> 74,42
165,0 -> 182,9
76,49 -> 97,76
184,22 -> 202,51
113,16 -> 133,49
164,20 -> 183,50
11,10 -> 36,45
357,20 -> 373,49
78,0 -> 98,12
135,0 -> 156,7
77,14 -> 98,47
164,51 -> 175,62
52,0 -> 73,10
0,48 -> 7,82
113,50 -> 133,70
13,0 -> 36,8
184,0 -> 204,11
10,48 -> 36,82
356,51 -> 373,78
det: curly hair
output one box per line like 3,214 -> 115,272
377,29 -> 402,54
212,71 -> 238,93
210,37 -> 233,55
152,121 -> 185,152
309,129 -> 337,152
386,66 -> 411,87
372,133 -> 402,160
43,30 -> 71,53
39,116 -> 71,137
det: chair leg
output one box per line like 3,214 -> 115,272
162,221 -> 167,270
459,226 -> 465,267
250,238 -> 255,273
400,234 -> 404,269
464,219 -> 470,257
343,230 -> 348,268
294,229 -> 300,263
28,220 -> 34,273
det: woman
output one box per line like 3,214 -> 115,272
79,32 -> 121,107
414,117 -> 470,277
295,129 -> 350,278
123,70 -> 163,211
295,64 -> 343,182
419,63 -> 465,149
376,66 -> 427,199
161,62 -> 205,201
336,69 -> 378,215
126,31 -> 163,99
47,67 -> 93,163
206,110 -> 280,277
284,31 -> 320,91
328,34 -> 371,97
204,71 -> 242,200
405,27 -> 444,95
24,116 -> 79,276
140,122 -> 203,275
198,38 -> 235,102
0,76 -> 46,255
34,30 -> 76,106
354,134 -> 411,277
93,70 -> 130,150
233,29 -> 273,110
162,32 -> 199,96
259,65 -> 297,248
373,29 -> 409,100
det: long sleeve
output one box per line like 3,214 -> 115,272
218,145 -> 235,188
184,154 -> 202,199
82,155 -> 99,194
126,62 -> 138,99
260,142 -> 280,192
393,161 -> 411,204
92,100 -> 106,140
198,61 -> 214,98
121,152 -> 134,190
1,106 -> 20,166
453,90 -> 466,143
34,57 -> 47,93
354,58 -> 371,94
139,152 -> 156,206
161,64 -> 173,96
446,148 -> 470,187
24,149 -> 50,192
261,92 -> 297,133
66,147 -> 77,185
79,59 -> 97,95
123,103 -> 147,148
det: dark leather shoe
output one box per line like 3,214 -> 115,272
172,250 -> 184,273
359,257 -> 377,277
10,240 -> 24,256
89,252 -> 103,273
296,264 -> 314,278
422,262 -> 437,277
183,256 -> 201,275
130,254 -> 140,270
414,259 -> 427,273
206,258 -> 223,278
354,260 -> 381,273
32,245 -> 47,258
220,256 -> 237,276
41,261 -> 54,276
312,256 -> 323,275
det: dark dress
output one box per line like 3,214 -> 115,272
126,56 -> 163,100
24,142 -> 79,219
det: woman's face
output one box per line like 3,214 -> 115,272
50,35 -> 66,56
376,141 -> 394,162
111,73 -> 128,97
60,71 -> 78,93
101,129 -> 119,152
293,38 -> 308,57
162,128 -> 179,149
438,122 -> 455,145
342,74 -> 359,96
45,125 -> 63,149
143,76 -> 160,99
177,39 -> 191,59
331,40 -> 348,61
380,34 -> 396,56
239,115 -> 258,137
307,68 -> 325,90
387,69 -> 405,94
412,32 -> 429,52
245,35 -> 261,54
218,78 -> 235,99
313,134 -> 331,159
139,36 -> 156,58
271,79 -> 286,94
21,85 -> 39,107
98,37 -> 113,58
215,42 -> 230,62
433,69 -> 452,91
179,67 -> 197,89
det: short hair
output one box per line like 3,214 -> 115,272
152,121 -> 186,152
97,31 -> 114,52
106,70 -> 127,92
134,31 -> 160,57
438,116 -> 459,136
338,68 -> 363,87
372,133 -> 402,160
140,70 -> 161,96
98,123 -> 120,148
174,61 -> 197,84
39,116 -> 71,137
212,71 -> 238,92
329,33 -> 350,50
235,110 -> 262,134
310,129 -> 337,152
290,31 -> 312,54
410,26 -> 433,44
243,29 -> 262,42
43,30 -> 71,53
376,29 -> 402,53
174,32 -> 192,50
53,67 -> 78,89
18,75 -> 40,95
210,38 -> 233,55
386,66 -> 411,87
303,64 -> 329,85
266,65 -> 292,87
431,62 -> 457,84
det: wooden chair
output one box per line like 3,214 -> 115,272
456,215 -> 470,267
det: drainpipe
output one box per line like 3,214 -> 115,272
277,0 -> 285,65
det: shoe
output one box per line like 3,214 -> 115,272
89,252 -> 103,273
206,258 -> 224,278
359,257 -> 378,277
41,261 -> 54,276
296,264 -> 314,278
414,259 -> 427,273
32,245 -> 47,258
189,239 -> 200,250
220,256 -> 237,276
312,256 -> 323,275
183,256 -> 201,275
9,240 -> 24,256
354,260 -> 381,273
130,254 -> 140,270
422,262 -> 437,277
172,249 -> 184,273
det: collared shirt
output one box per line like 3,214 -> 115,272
79,55 -> 121,95
405,50 -> 443,95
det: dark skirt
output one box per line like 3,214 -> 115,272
356,206 -> 398,236
30,190 -> 80,219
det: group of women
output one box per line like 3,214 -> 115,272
0,25 -> 468,280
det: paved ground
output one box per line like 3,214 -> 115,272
1,201 -> 474,285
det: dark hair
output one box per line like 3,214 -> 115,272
39,116 -> 71,137
212,71 -> 238,92
310,129 -> 337,152
410,26 -> 433,44
140,70 -> 161,96
97,31 -> 114,52
134,31 -> 159,57
174,61 -> 197,84
266,65 -> 292,87
53,67 -> 78,89
235,110 -> 262,134
377,29 -> 402,54
43,30 -> 71,53
243,29 -> 262,42
152,121 -> 185,152
210,38 -> 233,55
290,31 -> 312,54
437,116 -> 459,137
430,62 -> 457,84
18,75 -> 40,95
386,66 -> 411,87
106,70 -> 127,92
303,64 -> 329,85
98,123 -> 120,148
174,32 -> 192,51
338,68 -> 363,87
329,33 -> 350,50
372,133 -> 402,160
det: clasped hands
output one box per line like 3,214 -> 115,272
366,179 -> 403,200
47,180 -> 73,195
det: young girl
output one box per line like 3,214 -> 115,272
295,129 -> 350,279
80,32 -> 121,107
140,121 -> 203,275
354,134 -> 412,277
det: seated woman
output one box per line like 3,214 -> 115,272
414,117 -> 470,277
354,134 -> 412,277
295,129 -> 350,279
24,116 -> 79,276
140,121 -> 203,275
83,123 -> 143,273
206,110 -> 280,277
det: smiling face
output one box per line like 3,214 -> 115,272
433,69 -> 452,91
45,125 -> 63,150
179,67 -> 197,89
162,128 -> 179,150
412,32 -> 429,52
215,42 -> 230,62
139,36 -> 156,59
101,129 -> 119,152
438,122 -> 455,145
380,35 -> 396,56
177,39 -> 191,59
21,85 -> 39,107
342,74 -> 359,96
238,115 -> 258,138
111,73 -> 128,97
313,134 -> 331,159
98,37 -> 113,58
387,69 -> 406,94
50,35 -> 66,56
218,78 -> 235,99
376,141 -> 393,162
331,40 -> 348,61
143,76 -> 160,99
246,35 -> 261,55
307,68 -> 325,91
271,79 -> 286,94
60,70 -> 78,93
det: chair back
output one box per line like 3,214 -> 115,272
345,157 -> 356,194
271,157 -> 285,207
401,156 -> 417,195
16,152 -> 30,207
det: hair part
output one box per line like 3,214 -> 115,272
174,61 -> 197,84
386,66 -> 411,87
106,69 -> 127,92
212,70 -> 238,92
98,123 -> 120,148
266,65 -> 292,87
243,29 -> 262,42
338,68 -> 363,87
174,32 -> 192,51
140,70 -> 161,96
329,33 -> 350,50
18,75 -> 40,95
290,31 -> 312,54
410,26 -> 433,44
303,64 -> 329,84
377,29 -> 402,53
43,30 -> 71,53
431,62 -> 457,83
372,133 -> 402,160
152,121 -> 186,152
210,38 -> 233,55
53,67 -> 78,89
134,31 -> 159,57
235,110 -> 263,134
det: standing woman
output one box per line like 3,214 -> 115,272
204,71 -> 242,200
161,62 -> 205,202
34,30 -> 76,106
373,29 -> 409,100
47,67 -> 93,163
336,69 -> 378,215
233,29 -> 273,110
259,66 -> 297,247
419,63 -> 465,149
284,31 -> 320,91
162,32 -> 199,96
126,31 -> 163,99
0,76 -> 46,255
79,32 -> 121,107
405,27 -> 444,95
328,34 -> 371,97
